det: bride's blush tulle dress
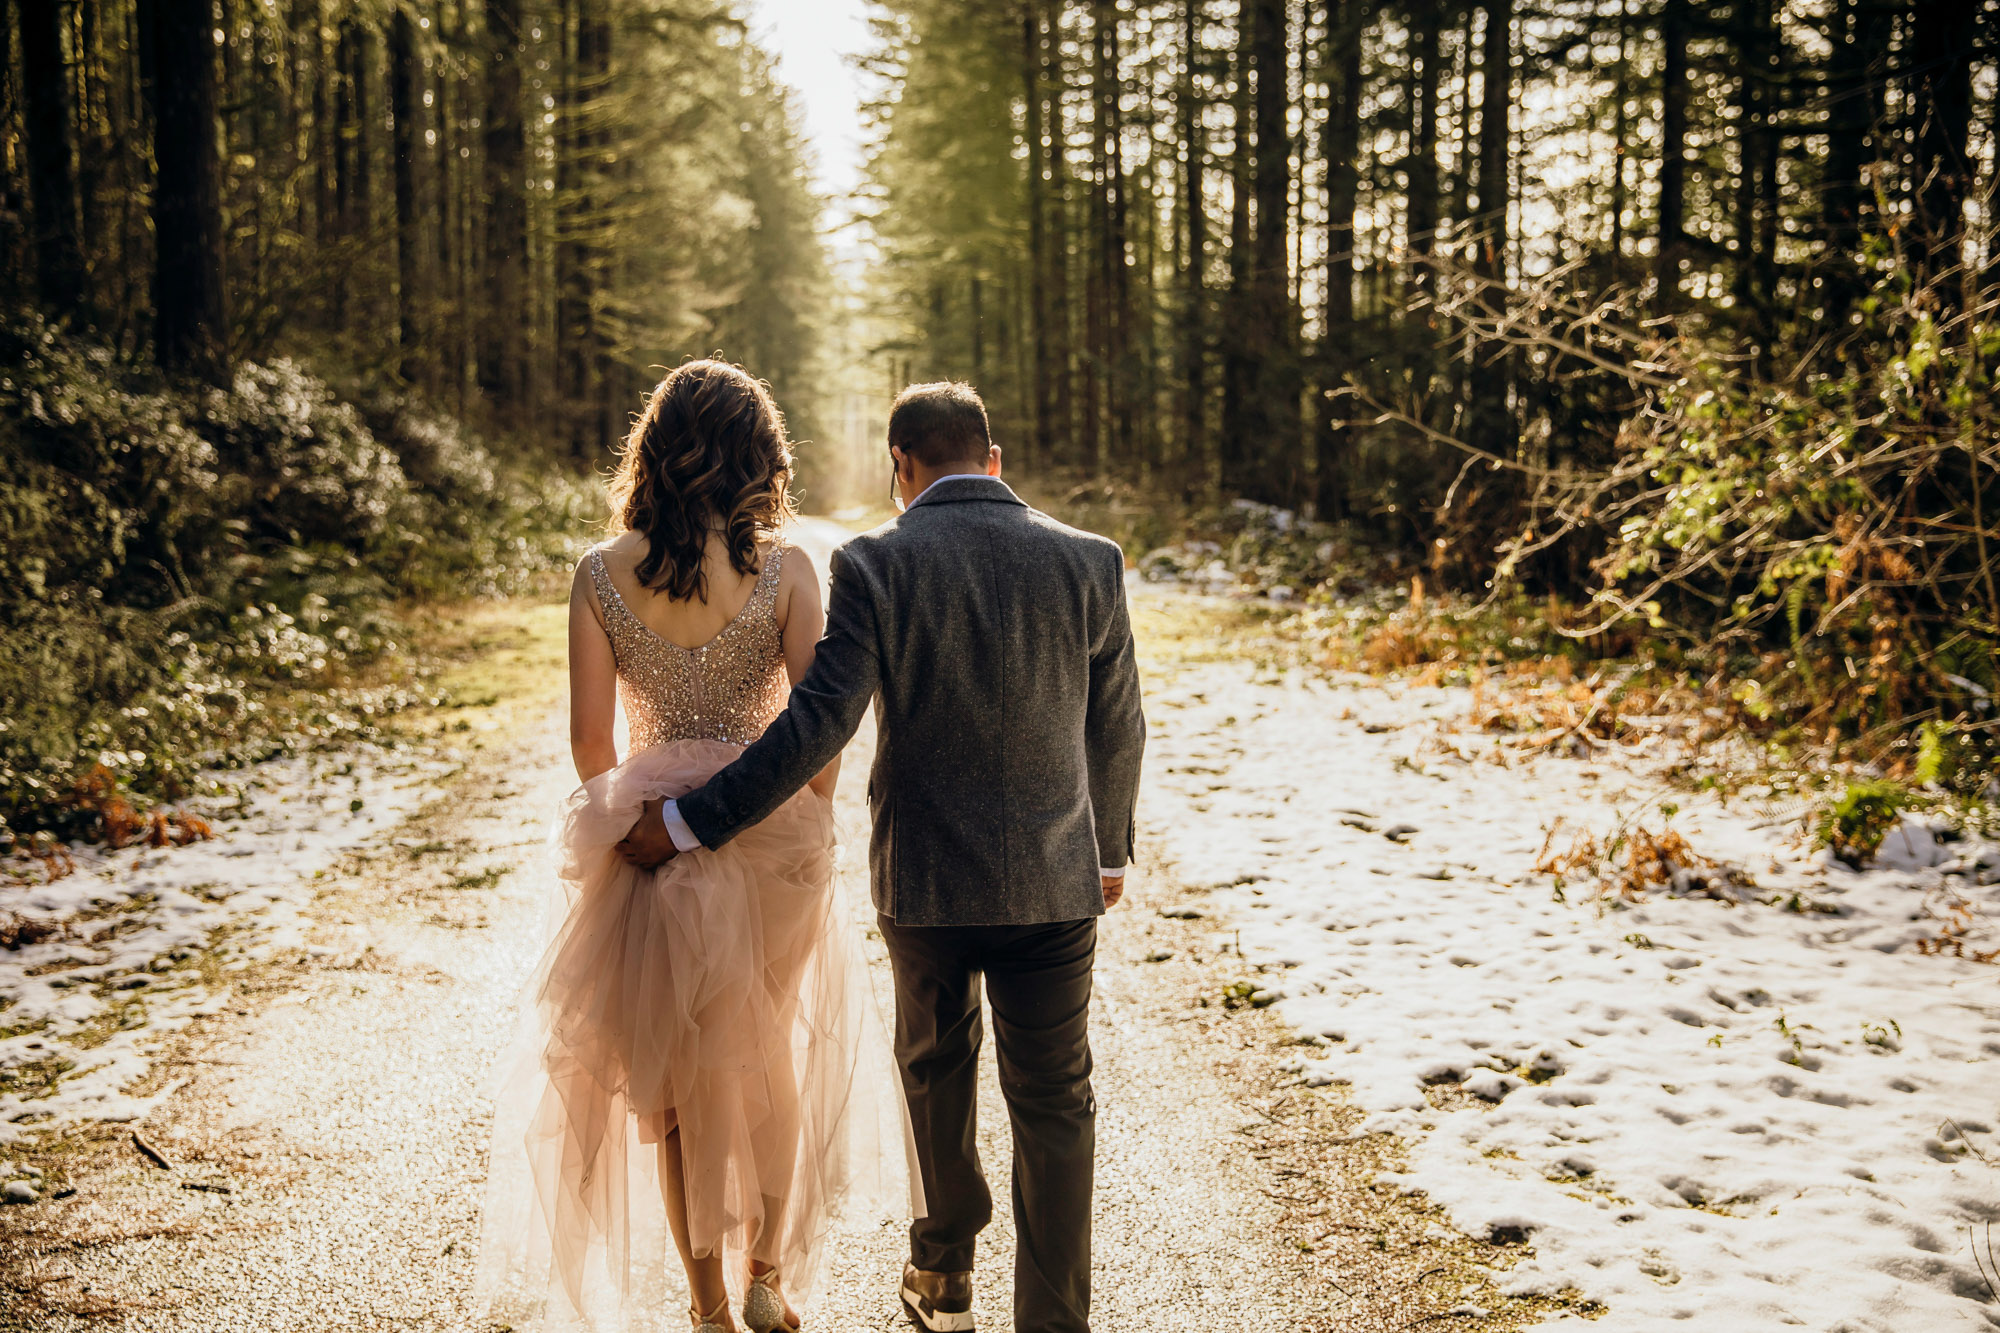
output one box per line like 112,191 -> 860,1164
476,542 -> 905,1331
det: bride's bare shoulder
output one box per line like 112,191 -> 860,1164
773,539 -> 820,616
595,531 -> 647,561
575,532 -> 644,579
571,533 -> 640,602
774,538 -> 818,584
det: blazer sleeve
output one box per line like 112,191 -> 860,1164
677,543 -> 882,850
1085,549 -> 1146,869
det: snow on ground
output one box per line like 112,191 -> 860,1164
1140,593 -> 2000,1331
0,742 -> 453,1149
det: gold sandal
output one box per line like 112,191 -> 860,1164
692,1294 -> 733,1333
743,1267 -> 800,1332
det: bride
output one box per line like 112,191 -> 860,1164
478,360 -> 876,1332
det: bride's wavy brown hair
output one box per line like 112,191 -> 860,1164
607,360 -> 798,602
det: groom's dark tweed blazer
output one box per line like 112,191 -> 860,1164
676,475 -> 1146,927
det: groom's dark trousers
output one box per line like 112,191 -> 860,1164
879,915 -> 1097,1333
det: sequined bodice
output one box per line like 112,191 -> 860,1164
589,544 -> 790,750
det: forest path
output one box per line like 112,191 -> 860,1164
4,521 -> 1511,1333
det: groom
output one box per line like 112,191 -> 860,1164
618,380 -> 1145,1333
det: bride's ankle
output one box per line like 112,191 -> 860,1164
690,1292 -> 735,1330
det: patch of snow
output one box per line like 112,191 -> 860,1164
1140,541 -> 1232,593
1872,814 -> 1954,873
1141,608 -> 2000,1330
0,743 -> 450,1146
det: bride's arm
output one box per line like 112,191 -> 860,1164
777,549 -> 840,800
569,556 -> 621,782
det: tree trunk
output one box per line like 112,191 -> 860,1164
1449,6 -> 1473,233
581,1 -> 614,454
1609,0 -> 1628,262
1080,3 -> 1106,473
20,0 -> 85,312
1730,0 -> 1775,347
129,0 -> 154,322
1178,0 -> 1206,493
1754,14 -> 1780,305
1216,0 -> 1295,501
1093,0 -> 1131,470
435,0 -> 462,408
333,20 -> 371,326
1219,10 -> 1252,482
1042,9 -> 1074,466
245,0 -> 271,330
1249,0 -> 1295,501
1910,0 -> 1975,277
389,6 -> 429,385
1468,0 -> 1512,458
1654,0 -> 1688,309
0,0 -> 26,302
969,271 -> 984,380
555,0 -> 614,455
1316,0 -> 1361,520
1406,0 -> 1440,395
1990,33 -> 2000,281
147,0 -> 228,381
310,0 -> 333,246
1822,0 -> 1883,309
76,0 -> 104,302
1022,1 -> 1052,469
479,0 -> 527,412
334,22 -> 355,234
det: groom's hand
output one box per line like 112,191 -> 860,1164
617,797 -> 680,870
1102,875 -> 1125,909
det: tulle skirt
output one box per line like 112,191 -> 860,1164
477,739 -> 906,1331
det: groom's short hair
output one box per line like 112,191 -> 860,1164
888,381 -> 991,468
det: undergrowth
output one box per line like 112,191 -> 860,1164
1107,494 -> 1999,861
0,317 -> 595,846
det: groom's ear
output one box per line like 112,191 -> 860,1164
986,445 -> 1003,477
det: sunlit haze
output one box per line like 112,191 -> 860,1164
746,0 -> 872,214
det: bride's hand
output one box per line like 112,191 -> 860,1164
616,797 -> 681,870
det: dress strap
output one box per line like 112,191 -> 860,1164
586,547 -> 613,608
587,548 -> 630,624
748,541 -> 787,631
759,540 -> 788,592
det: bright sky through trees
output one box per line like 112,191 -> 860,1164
748,0 -> 872,207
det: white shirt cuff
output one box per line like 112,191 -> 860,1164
1099,866 -> 1126,880
660,799 -> 704,853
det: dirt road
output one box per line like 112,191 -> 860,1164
4,521 -> 1516,1332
